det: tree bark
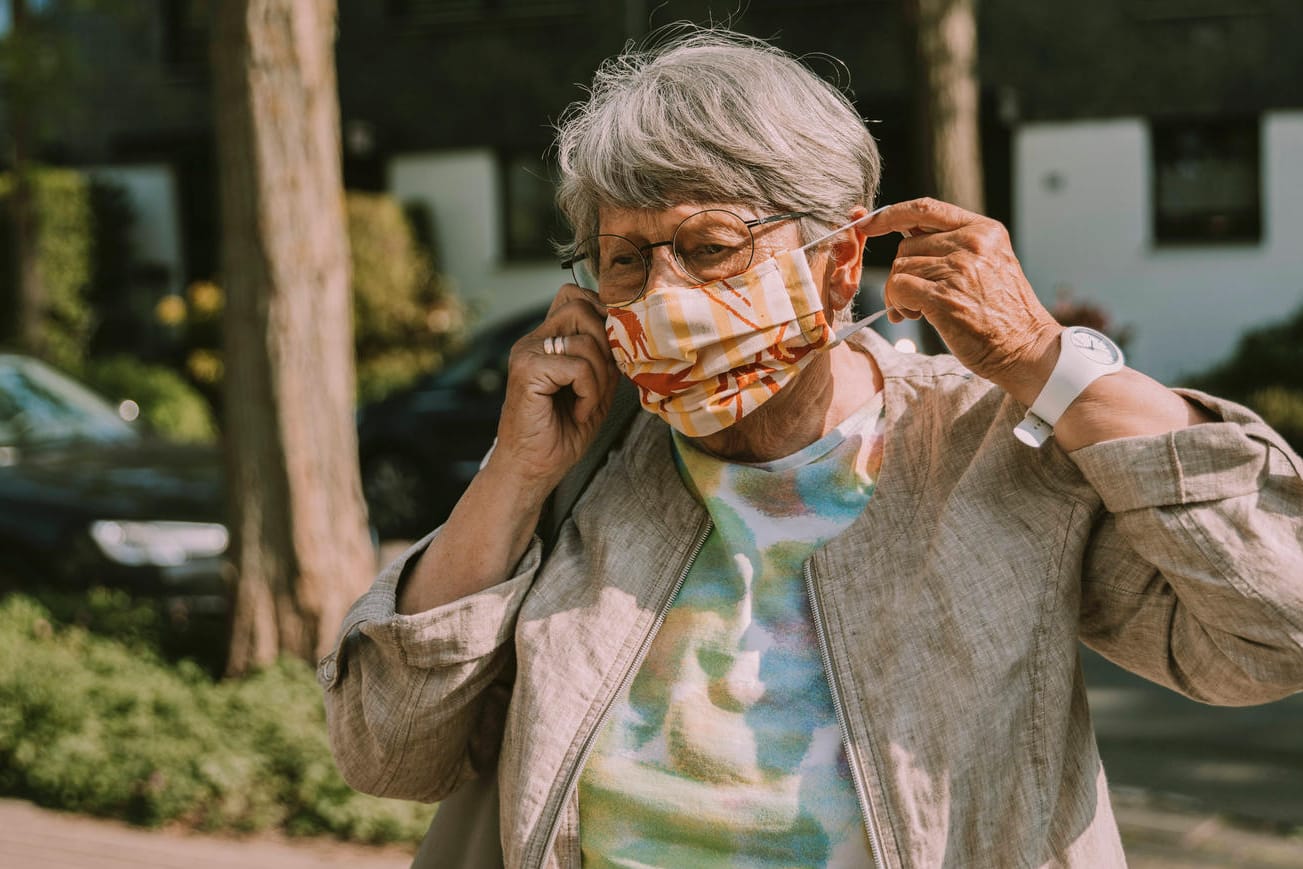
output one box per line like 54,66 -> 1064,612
212,0 -> 374,676
911,0 -> 984,354
913,0 -> 985,213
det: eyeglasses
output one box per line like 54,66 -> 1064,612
562,209 -> 811,307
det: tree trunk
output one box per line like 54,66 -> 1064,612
9,0 -> 44,357
911,0 -> 984,354
212,0 -> 374,676
913,0 -> 984,213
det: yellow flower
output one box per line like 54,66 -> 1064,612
187,281 -> 225,316
187,349 -> 225,384
155,294 -> 187,326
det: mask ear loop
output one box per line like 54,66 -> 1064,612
801,203 -> 914,345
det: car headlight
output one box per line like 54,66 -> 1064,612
89,520 -> 229,567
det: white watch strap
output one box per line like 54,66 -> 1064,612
1014,327 -> 1124,449
1012,412 -> 1054,448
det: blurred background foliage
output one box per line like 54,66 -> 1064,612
0,168 -> 94,373
0,167 -> 467,441
348,191 -> 465,403
0,591 -> 436,843
1183,302 -> 1303,451
81,354 -> 217,444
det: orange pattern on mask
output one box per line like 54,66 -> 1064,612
607,307 -> 650,363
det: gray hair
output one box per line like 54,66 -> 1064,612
553,27 -> 882,258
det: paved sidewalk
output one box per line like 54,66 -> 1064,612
3,794 -> 1301,868
0,798 -> 409,869
1112,791 -> 1303,868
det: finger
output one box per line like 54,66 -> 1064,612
549,332 -> 617,405
882,271 -> 939,320
859,197 -> 979,239
531,352 -> 606,426
896,231 -> 969,258
526,333 -> 614,423
548,283 -> 606,318
540,300 -> 616,373
890,255 -> 955,284
887,305 -> 922,322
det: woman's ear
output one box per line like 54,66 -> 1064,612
824,205 -> 871,313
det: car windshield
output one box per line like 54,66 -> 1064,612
0,355 -> 137,448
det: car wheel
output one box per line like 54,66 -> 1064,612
362,451 -> 434,540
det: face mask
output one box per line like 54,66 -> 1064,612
606,211 -> 888,437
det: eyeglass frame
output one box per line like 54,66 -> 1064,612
561,209 -> 812,307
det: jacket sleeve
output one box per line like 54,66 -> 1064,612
1071,390 -> 1303,705
317,528 -> 541,801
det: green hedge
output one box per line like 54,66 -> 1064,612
1184,301 -> 1303,452
0,169 -> 95,372
0,594 -> 435,843
81,354 -> 218,444
348,192 -> 465,403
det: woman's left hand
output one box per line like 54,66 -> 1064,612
860,198 -> 1062,407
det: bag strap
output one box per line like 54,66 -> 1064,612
541,377 -> 640,550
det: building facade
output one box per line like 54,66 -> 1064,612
7,0 -> 1301,383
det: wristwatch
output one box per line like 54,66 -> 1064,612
1013,326 -> 1125,448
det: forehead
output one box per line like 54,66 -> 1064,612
597,202 -> 767,238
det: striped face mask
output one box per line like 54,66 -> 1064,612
606,216 -> 885,438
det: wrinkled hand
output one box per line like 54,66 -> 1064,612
862,198 -> 1062,405
488,284 -> 618,497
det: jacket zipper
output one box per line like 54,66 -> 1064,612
804,561 -> 887,869
530,519 -> 713,868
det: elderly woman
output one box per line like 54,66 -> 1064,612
321,30 -> 1303,869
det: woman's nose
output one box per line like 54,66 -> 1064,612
644,245 -> 691,292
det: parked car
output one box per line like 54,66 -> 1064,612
0,353 -> 229,620
357,305 -> 547,539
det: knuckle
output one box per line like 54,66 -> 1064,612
508,339 -> 535,369
979,222 -> 1005,246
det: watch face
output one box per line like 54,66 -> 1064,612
1067,327 -> 1122,365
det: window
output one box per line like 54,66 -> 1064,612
502,151 -> 566,261
1151,117 -> 1261,245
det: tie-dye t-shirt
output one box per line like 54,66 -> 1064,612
578,392 -> 886,868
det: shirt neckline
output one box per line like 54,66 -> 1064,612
674,389 -> 885,475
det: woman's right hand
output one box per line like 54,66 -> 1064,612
485,284 -> 619,502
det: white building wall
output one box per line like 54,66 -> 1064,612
388,150 -> 560,328
1014,112 -> 1303,384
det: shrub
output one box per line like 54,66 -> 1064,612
348,192 -> 465,403
1246,387 -> 1303,450
82,354 -> 218,444
1183,301 -> 1303,452
1183,303 -> 1303,397
0,168 -> 95,372
0,594 -> 435,843
164,192 -> 468,409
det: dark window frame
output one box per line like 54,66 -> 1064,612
499,149 -> 566,263
1150,116 -> 1262,247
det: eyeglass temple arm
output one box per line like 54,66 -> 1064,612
748,211 -> 812,228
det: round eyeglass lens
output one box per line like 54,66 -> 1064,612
672,210 -> 755,284
572,235 -> 646,306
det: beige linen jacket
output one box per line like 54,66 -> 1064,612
320,331 -> 1303,869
